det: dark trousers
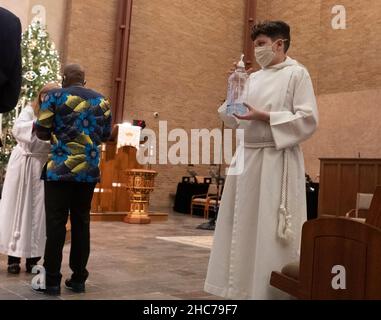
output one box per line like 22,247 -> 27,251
43,181 -> 96,287
8,256 -> 41,267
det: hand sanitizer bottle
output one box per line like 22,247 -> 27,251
226,54 -> 248,116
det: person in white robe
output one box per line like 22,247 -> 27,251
204,21 -> 319,300
0,83 -> 59,274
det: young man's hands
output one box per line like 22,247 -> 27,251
233,103 -> 270,123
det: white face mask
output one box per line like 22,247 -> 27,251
254,40 -> 284,68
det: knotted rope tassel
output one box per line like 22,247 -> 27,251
277,149 -> 293,242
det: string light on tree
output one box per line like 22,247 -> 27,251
20,20 -> 61,102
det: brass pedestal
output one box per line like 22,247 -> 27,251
124,169 -> 158,224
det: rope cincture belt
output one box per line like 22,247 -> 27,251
243,141 -> 292,242
9,147 -> 47,252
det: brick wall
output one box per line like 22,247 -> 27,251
124,0 -> 246,208
63,0 -> 245,209
64,0 -> 118,98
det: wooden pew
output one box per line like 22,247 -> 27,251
270,186 -> 381,299
318,158 -> 381,217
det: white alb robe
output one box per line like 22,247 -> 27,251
0,105 -> 50,258
204,57 -> 319,300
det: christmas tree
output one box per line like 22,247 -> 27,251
0,21 -> 61,180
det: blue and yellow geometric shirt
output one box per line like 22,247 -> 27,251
35,86 -> 112,183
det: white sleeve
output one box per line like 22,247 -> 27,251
218,101 -> 239,129
270,68 -> 319,150
12,106 -> 35,144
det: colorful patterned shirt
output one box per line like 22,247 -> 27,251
35,86 -> 112,183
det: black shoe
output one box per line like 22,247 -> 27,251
7,264 -> 21,275
26,264 -> 37,274
32,285 -> 61,296
26,257 -> 41,273
65,279 -> 85,293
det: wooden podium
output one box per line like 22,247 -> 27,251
91,141 -> 143,216
318,158 -> 381,217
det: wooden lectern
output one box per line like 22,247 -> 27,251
91,141 -> 142,214
91,125 -> 159,224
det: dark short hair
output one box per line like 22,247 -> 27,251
63,64 -> 85,84
251,20 -> 291,53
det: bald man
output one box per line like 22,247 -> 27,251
34,64 -> 112,295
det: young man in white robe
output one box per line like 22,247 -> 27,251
204,21 -> 319,300
0,83 -> 58,274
